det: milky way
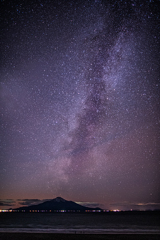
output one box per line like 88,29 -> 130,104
0,0 -> 160,210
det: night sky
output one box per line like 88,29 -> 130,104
0,0 -> 160,211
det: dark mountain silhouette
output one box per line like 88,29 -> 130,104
15,197 -> 102,212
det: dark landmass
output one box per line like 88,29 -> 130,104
14,197 -> 101,212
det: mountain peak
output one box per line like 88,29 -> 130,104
53,197 -> 66,202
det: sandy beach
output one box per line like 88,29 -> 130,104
0,233 -> 160,240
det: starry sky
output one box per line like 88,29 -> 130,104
0,0 -> 160,211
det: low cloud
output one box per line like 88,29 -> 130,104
17,199 -> 51,206
0,199 -> 16,207
76,202 -> 104,209
110,202 -> 160,210
136,202 -> 160,206
17,199 -> 50,206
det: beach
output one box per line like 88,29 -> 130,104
0,233 -> 160,240
1,212 -> 160,239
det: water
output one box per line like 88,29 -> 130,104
0,212 -> 160,234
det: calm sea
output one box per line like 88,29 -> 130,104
0,212 -> 160,234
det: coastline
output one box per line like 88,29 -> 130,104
0,228 -> 160,234
0,233 -> 160,240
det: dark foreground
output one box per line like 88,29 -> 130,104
0,233 -> 160,240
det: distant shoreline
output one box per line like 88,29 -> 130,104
0,228 -> 160,234
1,210 -> 160,213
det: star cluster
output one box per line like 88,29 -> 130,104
0,0 -> 160,210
